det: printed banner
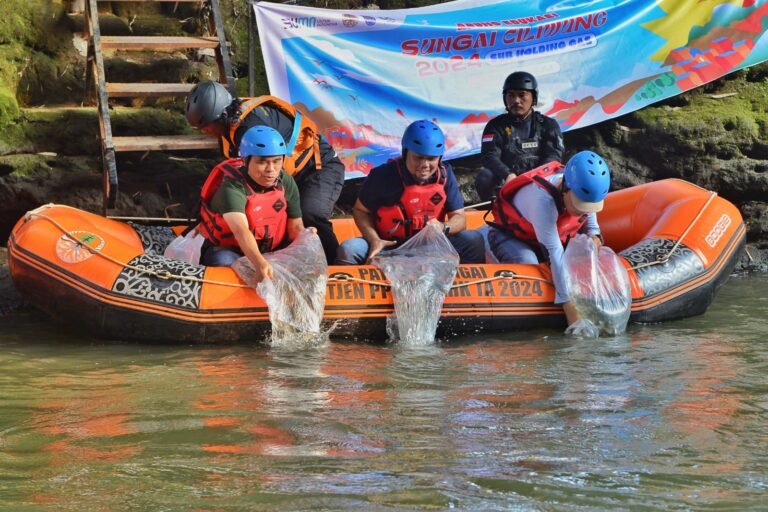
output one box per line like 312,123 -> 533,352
255,0 -> 768,178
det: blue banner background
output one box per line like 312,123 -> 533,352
256,0 -> 768,178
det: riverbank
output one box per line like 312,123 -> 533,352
0,247 -> 23,315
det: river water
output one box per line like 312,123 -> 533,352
0,274 -> 766,510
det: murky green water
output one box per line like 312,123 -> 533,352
1,275 -> 766,510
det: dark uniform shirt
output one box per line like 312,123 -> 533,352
231,103 -> 339,169
481,111 -> 564,180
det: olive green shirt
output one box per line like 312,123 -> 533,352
209,168 -> 301,219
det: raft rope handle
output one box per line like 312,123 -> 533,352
627,191 -> 717,271
29,211 -> 251,289
27,193 -> 718,284
450,270 -> 553,289
31,210 -> 554,290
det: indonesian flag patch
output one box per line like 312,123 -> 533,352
482,134 -> 494,143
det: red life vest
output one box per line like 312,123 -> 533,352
375,159 -> 447,242
221,96 -> 321,176
490,161 -> 586,245
199,158 -> 288,253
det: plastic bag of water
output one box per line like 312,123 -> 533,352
233,229 -> 328,345
373,223 -> 459,345
563,234 -> 631,336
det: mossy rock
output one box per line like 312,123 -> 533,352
110,106 -> 192,135
0,1 -> 80,119
104,56 -> 204,85
0,154 -> 54,180
0,87 -> 20,126
0,105 -> 206,156
17,51 -> 85,106
8,107 -> 99,155
0,0 -> 70,53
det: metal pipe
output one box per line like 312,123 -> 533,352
249,0 -> 257,96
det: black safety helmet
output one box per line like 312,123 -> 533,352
502,71 -> 538,107
185,80 -> 233,128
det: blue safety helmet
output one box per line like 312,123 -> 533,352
239,126 -> 287,157
563,151 -> 610,212
401,120 -> 445,157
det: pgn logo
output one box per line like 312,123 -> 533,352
281,17 -> 317,30
705,214 -> 731,248
342,14 -> 359,27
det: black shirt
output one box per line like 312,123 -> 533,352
481,111 -> 564,180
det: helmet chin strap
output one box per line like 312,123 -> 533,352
505,107 -> 534,124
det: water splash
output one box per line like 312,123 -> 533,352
373,224 -> 459,346
234,230 -> 329,348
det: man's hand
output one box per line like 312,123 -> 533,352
252,257 -> 274,283
427,218 -> 444,230
365,238 -> 397,264
562,300 -> 581,326
562,301 -> 599,337
565,318 -> 599,338
504,173 -> 517,183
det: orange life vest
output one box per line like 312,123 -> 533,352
490,161 -> 586,245
375,159 -> 447,242
199,159 -> 288,253
221,96 -> 322,176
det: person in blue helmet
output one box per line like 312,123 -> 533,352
186,80 -> 345,264
198,126 -> 314,283
487,150 -> 610,328
336,120 -> 485,265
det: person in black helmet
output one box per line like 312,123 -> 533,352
474,71 -> 564,202
185,80 -> 346,264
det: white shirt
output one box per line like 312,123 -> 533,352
512,173 -> 600,304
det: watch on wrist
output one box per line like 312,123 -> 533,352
443,222 -> 451,236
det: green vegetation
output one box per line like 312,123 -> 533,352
0,87 -> 19,127
630,67 -> 768,160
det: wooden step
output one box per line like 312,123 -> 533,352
101,36 -> 219,50
112,135 -> 218,152
107,82 -> 195,97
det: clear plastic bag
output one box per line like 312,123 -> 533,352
372,223 -> 459,345
563,234 -> 631,336
163,229 -> 205,265
233,229 -> 328,345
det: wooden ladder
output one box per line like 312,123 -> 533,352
84,0 -> 234,212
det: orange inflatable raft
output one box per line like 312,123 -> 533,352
7,179 -> 745,343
